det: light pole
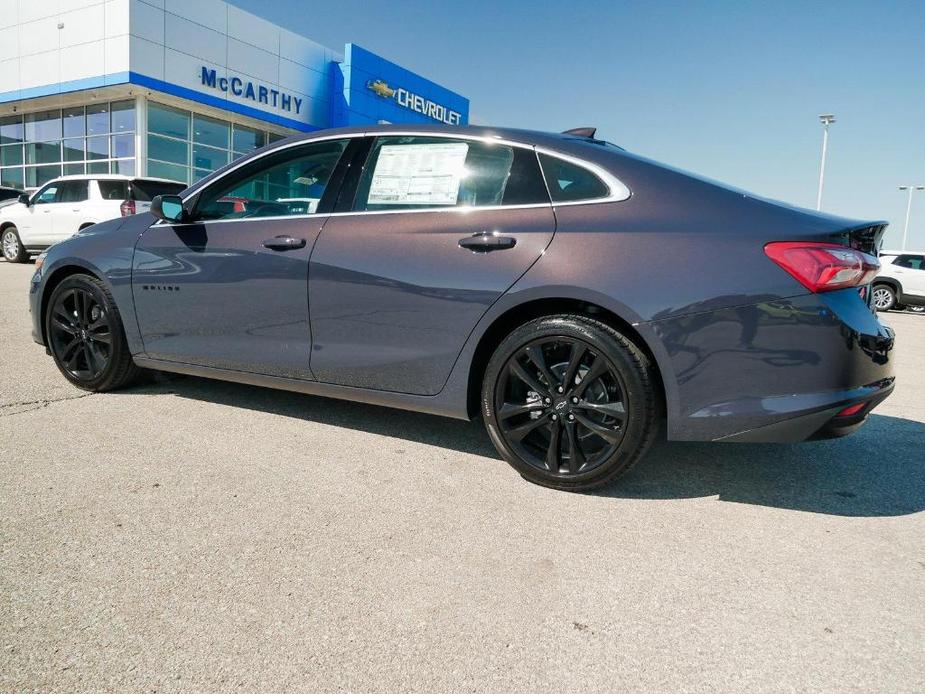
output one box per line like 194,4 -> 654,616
816,114 -> 836,211
899,185 -> 925,250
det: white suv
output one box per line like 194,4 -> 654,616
1,175 -> 185,263
872,251 -> 925,311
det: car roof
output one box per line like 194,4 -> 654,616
881,250 -> 925,256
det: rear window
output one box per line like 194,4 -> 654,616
98,180 -> 129,201
130,179 -> 186,201
896,255 -> 925,270
538,153 -> 610,203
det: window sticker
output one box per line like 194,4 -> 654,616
367,142 -> 470,206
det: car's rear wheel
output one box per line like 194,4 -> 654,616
481,315 -> 660,491
872,284 -> 896,311
46,274 -> 141,391
2,226 -> 28,263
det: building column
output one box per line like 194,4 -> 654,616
135,94 -> 148,177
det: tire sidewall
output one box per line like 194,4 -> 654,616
481,316 -> 654,490
46,274 -> 130,391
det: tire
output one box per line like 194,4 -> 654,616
481,315 -> 660,491
872,284 -> 896,312
45,273 -> 141,392
2,226 -> 28,263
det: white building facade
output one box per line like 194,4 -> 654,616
0,0 -> 469,190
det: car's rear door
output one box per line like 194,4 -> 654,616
308,135 -> 555,395
132,137 -> 356,378
896,254 -> 925,297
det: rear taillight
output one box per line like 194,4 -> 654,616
120,199 -> 136,217
764,242 -> 879,293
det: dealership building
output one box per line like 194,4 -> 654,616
0,0 -> 469,191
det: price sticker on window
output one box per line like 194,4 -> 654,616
367,142 -> 470,206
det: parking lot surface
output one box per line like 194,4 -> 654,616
1,259 -> 923,692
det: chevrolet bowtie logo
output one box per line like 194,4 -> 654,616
367,80 -> 396,99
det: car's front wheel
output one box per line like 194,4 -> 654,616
45,274 -> 141,391
2,226 -> 28,263
872,284 -> 896,312
481,315 -> 660,491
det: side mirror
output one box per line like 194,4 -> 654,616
151,195 -> 186,223
18,193 -> 30,206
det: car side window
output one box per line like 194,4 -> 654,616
352,136 -> 548,212
538,153 -> 610,203
33,184 -> 60,205
195,139 -> 350,221
896,255 -> 925,270
58,181 -> 89,203
98,181 -> 129,201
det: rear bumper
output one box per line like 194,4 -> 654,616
717,378 -> 894,442
650,288 -> 896,443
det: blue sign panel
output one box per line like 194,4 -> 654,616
335,44 -> 469,127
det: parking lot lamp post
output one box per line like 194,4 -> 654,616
816,114 -> 836,211
899,185 -> 925,251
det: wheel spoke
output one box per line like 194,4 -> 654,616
61,338 -> 82,369
573,411 -> 623,444
499,401 -> 544,420
509,359 -> 549,397
83,343 -> 97,374
562,343 -> 587,390
88,331 -> 112,346
575,400 -> 626,422
525,344 -> 559,391
87,340 -> 106,374
564,422 -> 585,473
574,355 -> 608,397
506,413 -> 550,442
545,423 -> 561,472
51,315 -> 78,335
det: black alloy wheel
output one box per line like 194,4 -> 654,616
49,286 -> 113,380
46,274 -> 141,391
482,315 -> 660,491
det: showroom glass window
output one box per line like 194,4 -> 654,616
147,102 -> 286,186
352,136 -> 548,212
194,139 -> 349,221
0,101 -> 136,190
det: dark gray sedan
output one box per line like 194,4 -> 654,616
28,125 -> 894,490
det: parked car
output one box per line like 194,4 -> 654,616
1,175 -> 186,263
27,125 -> 895,491
0,186 -> 24,205
871,251 -> 925,311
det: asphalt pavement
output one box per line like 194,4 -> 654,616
1,259 -> 923,692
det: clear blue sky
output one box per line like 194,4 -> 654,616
231,0 -> 925,249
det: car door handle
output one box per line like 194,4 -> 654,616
458,231 -> 517,252
262,235 -> 306,251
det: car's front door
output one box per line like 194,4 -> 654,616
308,135 -> 556,395
132,137 -> 353,378
22,182 -> 62,245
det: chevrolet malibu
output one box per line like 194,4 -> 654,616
28,125 -> 894,491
